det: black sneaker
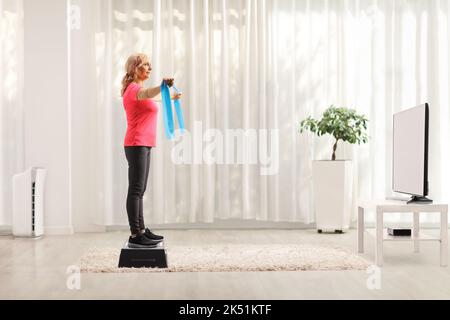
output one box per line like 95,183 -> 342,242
143,228 -> 164,241
128,234 -> 160,248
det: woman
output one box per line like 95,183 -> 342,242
121,53 -> 182,248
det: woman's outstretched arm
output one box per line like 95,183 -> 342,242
136,78 -> 174,101
136,86 -> 162,100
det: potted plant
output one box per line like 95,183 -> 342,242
300,105 -> 369,233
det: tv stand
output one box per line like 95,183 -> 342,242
358,199 -> 448,267
407,195 -> 433,204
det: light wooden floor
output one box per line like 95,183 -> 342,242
1,229 -> 450,299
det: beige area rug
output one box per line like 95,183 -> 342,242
79,244 -> 370,273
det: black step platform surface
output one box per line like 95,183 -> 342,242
118,241 -> 168,268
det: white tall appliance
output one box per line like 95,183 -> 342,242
12,167 -> 47,238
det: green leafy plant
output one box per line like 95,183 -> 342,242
299,105 -> 369,160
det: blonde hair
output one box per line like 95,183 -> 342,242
121,53 -> 150,96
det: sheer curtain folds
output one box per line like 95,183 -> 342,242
67,0 -> 450,227
5,1 -> 450,230
2,0 -> 450,228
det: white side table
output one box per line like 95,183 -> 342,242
358,199 -> 448,267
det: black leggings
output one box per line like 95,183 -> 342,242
124,146 -> 152,235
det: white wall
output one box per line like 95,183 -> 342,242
23,0 -> 73,234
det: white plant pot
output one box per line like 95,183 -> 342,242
313,160 -> 352,232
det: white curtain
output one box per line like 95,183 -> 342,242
0,0 -> 24,226
2,0 -> 450,229
0,0 -> 432,230
77,0 -> 313,226
71,0 -> 450,227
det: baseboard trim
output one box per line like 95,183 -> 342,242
44,226 -> 74,235
106,220 -> 316,231
2,225 -> 75,235
0,225 -> 12,236
3,222 -> 447,235
73,225 -> 107,233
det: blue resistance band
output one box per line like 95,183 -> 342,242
172,85 -> 185,135
160,81 -> 185,139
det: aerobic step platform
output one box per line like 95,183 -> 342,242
118,240 -> 168,268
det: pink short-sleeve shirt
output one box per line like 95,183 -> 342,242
123,83 -> 159,147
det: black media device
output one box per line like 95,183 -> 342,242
387,228 -> 412,236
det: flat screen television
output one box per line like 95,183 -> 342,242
392,103 -> 432,204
